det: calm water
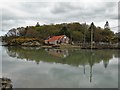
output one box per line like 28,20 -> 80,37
1,46 -> 119,88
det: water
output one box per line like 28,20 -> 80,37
1,46 -> 119,88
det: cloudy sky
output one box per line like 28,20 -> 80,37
0,0 -> 119,36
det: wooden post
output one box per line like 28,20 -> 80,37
91,28 -> 93,50
90,22 -> 94,50
83,23 -> 86,45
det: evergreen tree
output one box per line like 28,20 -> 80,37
36,22 -> 40,27
58,25 -> 70,37
104,21 -> 110,29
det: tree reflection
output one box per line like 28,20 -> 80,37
6,46 -> 118,67
5,46 -> 118,82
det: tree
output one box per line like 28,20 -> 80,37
102,29 -> 114,43
36,22 -> 40,27
93,27 -> 102,42
58,25 -> 70,37
71,31 -> 83,42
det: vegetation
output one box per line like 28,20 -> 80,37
2,22 -> 119,45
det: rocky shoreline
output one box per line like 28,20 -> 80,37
0,77 -> 13,90
1,40 -> 41,47
1,43 -> 120,49
1,40 -> 119,49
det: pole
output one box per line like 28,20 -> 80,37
83,23 -> 87,48
91,28 -> 93,50
84,23 -> 86,44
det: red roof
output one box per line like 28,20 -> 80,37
47,35 -> 64,42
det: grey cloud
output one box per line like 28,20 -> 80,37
2,20 -> 26,31
2,10 -> 19,21
51,2 -> 78,14
0,1 -> 118,33
50,2 -> 117,22
2,2 -> 51,21
17,2 -> 51,13
2,8 -> 30,21
118,2 -> 120,19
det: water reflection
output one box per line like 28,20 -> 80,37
45,48 -> 69,58
5,46 -> 119,83
6,46 -> 119,67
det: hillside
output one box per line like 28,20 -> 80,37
2,22 -> 119,46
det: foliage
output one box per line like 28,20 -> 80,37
71,31 -> 83,42
3,22 -> 117,44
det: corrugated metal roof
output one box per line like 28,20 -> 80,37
47,35 -> 64,42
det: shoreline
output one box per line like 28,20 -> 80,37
1,44 -> 120,49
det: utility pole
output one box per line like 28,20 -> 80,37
15,29 -> 17,45
83,23 -> 86,44
91,27 -> 93,50
90,22 -> 94,50
84,65 -> 86,74
89,52 -> 94,83
70,34 -> 73,45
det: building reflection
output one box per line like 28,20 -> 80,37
45,48 -> 69,58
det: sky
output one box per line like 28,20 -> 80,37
0,0 -> 119,36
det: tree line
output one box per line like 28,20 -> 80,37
2,22 -> 119,44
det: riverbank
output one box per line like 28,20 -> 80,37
1,43 -> 119,49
